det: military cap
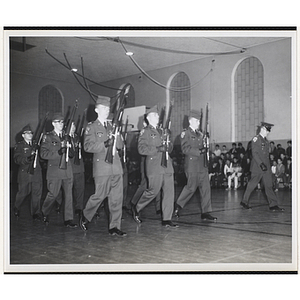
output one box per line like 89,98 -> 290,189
189,109 -> 201,120
96,95 -> 110,107
146,105 -> 159,115
21,124 -> 32,133
52,113 -> 64,121
261,122 -> 274,132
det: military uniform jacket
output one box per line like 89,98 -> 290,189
180,127 -> 206,173
84,120 -> 123,177
250,133 -> 270,173
14,140 -> 42,183
138,125 -> 174,176
40,130 -> 73,180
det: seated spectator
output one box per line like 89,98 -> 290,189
213,144 -> 221,157
283,157 -> 292,188
277,144 -> 286,158
269,153 -> 276,166
231,156 -> 243,190
224,159 -> 234,190
240,153 -> 251,187
274,158 -> 285,192
271,160 -> 277,190
237,142 -> 246,156
221,145 -> 228,155
209,159 -> 222,188
269,141 -> 278,160
286,140 -> 292,159
217,157 -> 225,187
279,152 -> 287,167
229,143 -> 238,156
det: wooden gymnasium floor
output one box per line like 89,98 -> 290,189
7,180 -> 294,272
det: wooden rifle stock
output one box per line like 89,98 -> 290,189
27,112 -> 49,175
59,100 -> 78,169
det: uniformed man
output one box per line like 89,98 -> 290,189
174,110 -> 217,221
240,122 -> 285,211
131,105 -> 178,228
40,113 -> 77,227
55,122 -> 85,216
13,124 -> 43,220
79,95 -> 126,237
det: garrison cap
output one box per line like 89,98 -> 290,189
189,110 -> 201,120
96,95 -> 110,107
52,113 -> 64,121
146,105 -> 159,115
261,122 -> 274,132
22,124 -> 32,133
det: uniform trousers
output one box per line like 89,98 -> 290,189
242,171 -> 278,207
15,180 -> 42,215
136,173 -> 174,221
83,175 -> 123,230
42,178 -> 74,221
176,170 -> 212,213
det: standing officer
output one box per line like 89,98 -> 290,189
79,96 -> 126,237
174,110 -> 217,221
240,122 -> 285,211
40,113 -> 77,227
13,124 -> 43,220
131,105 -> 178,228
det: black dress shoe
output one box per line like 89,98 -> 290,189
174,203 -> 181,218
240,202 -> 252,209
162,220 -> 179,228
131,205 -> 142,224
13,207 -> 20,217
109,227 -> 127,237
64,220 -> 78,228
33,214 -> 42,221
269,205 -> 285,212
79,213 -> 89,231
201,213 -> 217,221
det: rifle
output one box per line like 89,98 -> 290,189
59,100 -> 78,169
158,106 -> 165,130
27,112 -> 49,174
74,109 -> 87,165
199,108 -> 203,133
121,116 -> 129,164
105,84 -> 131,164
161,100 -> 173,168
203,103 -> 210,168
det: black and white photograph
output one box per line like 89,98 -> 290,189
2,27 -> 297,275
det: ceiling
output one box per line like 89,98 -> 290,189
9,34 -> 287,85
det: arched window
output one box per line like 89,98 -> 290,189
38,84 -> 63,120
233,57 -> 264,141
167,72 -> 191,144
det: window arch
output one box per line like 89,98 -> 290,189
38,84 -> 64,120
167,72 -> 191,144
233,57 -> 264,142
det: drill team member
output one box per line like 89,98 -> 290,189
13,125 -> 43,220
240,122 -> 285,211
40,113 -> 77,228
131,105 -> 178,228
174,110 -> 217,221
79,96 -> 126,237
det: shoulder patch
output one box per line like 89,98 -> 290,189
253,136 -> 258,142
181,131 -> 186,139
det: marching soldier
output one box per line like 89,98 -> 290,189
79,96 -> 126,237
13,125 -> 43,220
40,113 -> 77,227
240,122 -> 285,211
131,105 -> 178,227
174,110 -> 217,221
